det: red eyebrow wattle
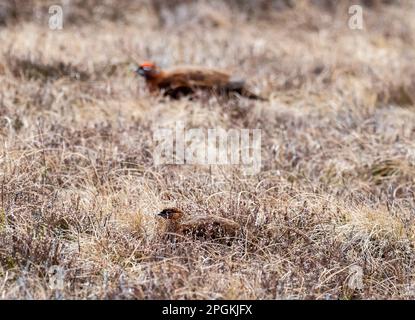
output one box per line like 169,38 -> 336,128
140,61 -> 154,68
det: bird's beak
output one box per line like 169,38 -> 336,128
130,64 -> 144,76
136,67 -> 145,76
157,211 -> 168,219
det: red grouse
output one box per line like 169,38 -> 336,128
135,61 -> 266,100
157,207 -> 240,243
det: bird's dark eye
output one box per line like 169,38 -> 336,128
137,67 -> 146,76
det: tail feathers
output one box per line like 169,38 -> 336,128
240,88 -> 268,101
227,80 -> 267,101
226,79 -> 245,90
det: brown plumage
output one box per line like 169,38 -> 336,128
157,207 -> 240,243
135,61 -> 266,100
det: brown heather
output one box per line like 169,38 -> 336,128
0,0 -> 415,299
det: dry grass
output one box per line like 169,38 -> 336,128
1,0 -> 415,299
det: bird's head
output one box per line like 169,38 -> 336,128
135,61 -> 160,78
157,208 -> 184,221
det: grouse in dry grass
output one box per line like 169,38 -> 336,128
135,61 -> 266,100
157,207 -> 240,243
